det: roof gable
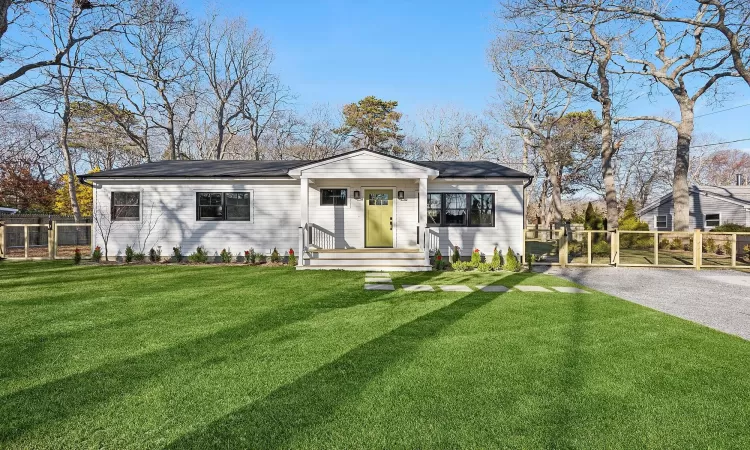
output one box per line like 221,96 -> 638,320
287,148 -> 439,179
638,185 -> 750,215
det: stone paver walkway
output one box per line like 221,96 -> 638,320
551,286 -> 590,294
362,274 -> 591,296
476,285 -> 510,293
439,285 -> 473,292
402,285 -> 435,292
364,284 -> 395,291
515,286 -> 552,293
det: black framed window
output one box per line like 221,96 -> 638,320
320,189 -> 347,206
111,192 -> 140,221
427,193 -> 495,228
444,194 -> 467,226
196,192 -> 251,221
470,193 -> 494,226
427,193 -> 442,226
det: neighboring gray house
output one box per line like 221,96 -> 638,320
638,185 -> 750,230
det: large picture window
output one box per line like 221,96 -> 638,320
320,189 -> 347,206
427,193 -> 495,227
111,192 -> 140,221
196,192 -> 251,221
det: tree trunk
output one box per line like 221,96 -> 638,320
59,69 -> 82,223
0,0 -> 11,41
253,139 -> 260,160
673,102 -> 694,231
598,64 -> 618,231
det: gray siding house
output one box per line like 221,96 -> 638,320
638,185 -> 750,230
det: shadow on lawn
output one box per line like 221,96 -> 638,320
165,274 -> 534,449
0,270 -> 390,444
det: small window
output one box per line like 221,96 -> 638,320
655,215 -> 668,229
444,194 -> 467,226
469,193 -> 494,227
705,213 -> 720,228
225,192 -> 251,221
427,194 -> 442,226
111,192 -> 140,221
196,192 -> 252,221
368,193 -> 389,206
321,189 -> 347,206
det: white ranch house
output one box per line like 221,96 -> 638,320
80,149 -> 533,270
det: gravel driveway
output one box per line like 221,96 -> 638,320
540,266 -> 750,341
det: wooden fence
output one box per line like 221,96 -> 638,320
0,222 -> 93,260
525,228 -> 750,270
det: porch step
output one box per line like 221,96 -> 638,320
302,248 -> 430,271
297,265 -> 432,272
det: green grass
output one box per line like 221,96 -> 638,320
2,261 -> 750,448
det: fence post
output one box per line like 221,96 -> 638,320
731,233 -> 737,268
24,225 -> 29,259
0,222 -> 4,258
611,229 -> 619,266
587,231 -> 592,265
694,229 -> 702,270
47,223 -> 54,260
654,231 -> 659,266
52,222 -> 58,259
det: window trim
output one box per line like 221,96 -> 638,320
654,215 -> 668,229
319,188 -> 348,207
704,212 -> 721,229
195,191 -> 253,222
426,192 -> 495,228
110,191 -> 141,221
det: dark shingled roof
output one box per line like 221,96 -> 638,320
80,150 -> 532,180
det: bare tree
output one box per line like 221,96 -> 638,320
240,69 -> 292,160
612,7 -> 739,230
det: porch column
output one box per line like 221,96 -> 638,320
418,177 -> 428,263
299,177 -> 309,266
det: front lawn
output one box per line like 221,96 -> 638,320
1,262 -> 750,448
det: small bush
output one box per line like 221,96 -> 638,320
451,261 -> 473,272
476,262 -> 491,272
189,246 -> 209,263
270,247 -> 280,263
470,248 -> 481,267
247,248 -> 256,264
452,246 -> 461,263
257,252 -> 267,263
172,246 -> 183,262
92,246 -> 102,263
716,245 -> 724,255
490,247 -> 503,271
703,238 -> 716,254
591,240 -> 611,257
434,249 -> 445,270
149,247 -> 160,263
744,244 -> 750,259
710,223 -> 750,232
723,241 -> 732,256
243,250 -> 251,264
503,247 -> 521,272
73,248 -> 82,265
125,245 -> 134,263
220,248 -> 233,263
669,237 -> 682,250
133,252 -> 146,262
288,248 -> 297,266
658,239 -> 670,250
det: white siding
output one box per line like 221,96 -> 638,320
92,180 -> 299,259
307,179 -> 419,249
298,152 -> 434,179
427,180 -> 525,259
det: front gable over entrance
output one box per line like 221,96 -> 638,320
288,148 -> 439,179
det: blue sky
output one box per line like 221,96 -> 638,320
185,0 -> 750,148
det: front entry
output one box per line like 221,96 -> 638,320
365,189 -> 393,248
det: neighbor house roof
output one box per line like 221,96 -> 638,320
638,185 -> 750,215
79,148 -> 532,181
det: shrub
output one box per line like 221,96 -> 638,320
716,245 -> 724,255
288,248 -> 297,266
452,246 -> 461,263
703,237 -> 716,254
744,244 -> 750,260
244,250 -> 251,264
477,262 -> 491,272
220,248 -> 233,263
526,254 -> 538,271
669,237 -> 682,250
470,248 -> 481,267
710,223 -> 750,232
490,246 -> 503,271
434,249 -> 445,270
257,252 -> 267,263
659,238 -> 670,250
591,240 -> 611,257
73,248 -> 82,265
125,245 -> 134,263
503,247 -> 521,272
247,248 -> 256,264
172,246 -> 183,262
270,247 -> 280,263
723,241 -> 732,256
133,252 -> 146,262
683,243 -> 692,252
92,246 -> 102,263
188,246 -> 209,263
451,261 -> 473,272
149,247 -> 160,262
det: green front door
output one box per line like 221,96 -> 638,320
365,190 -> 393,248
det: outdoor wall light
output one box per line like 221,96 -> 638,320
397,190 -> 405,200
353,190 -> 361,200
